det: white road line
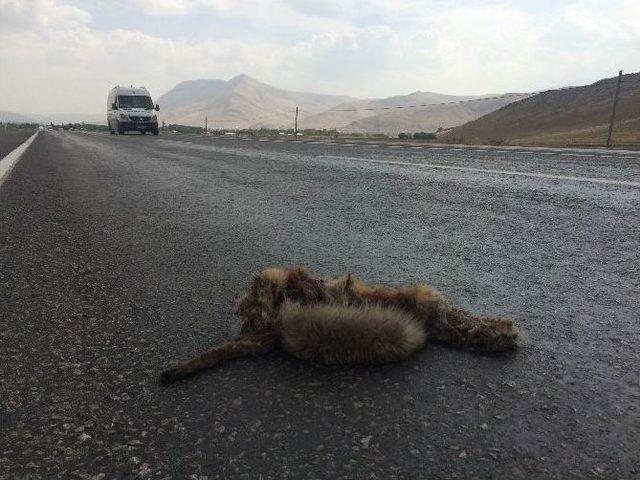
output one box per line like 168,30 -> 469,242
318,155 -> 640,188
525,151 -> 566,156
0,131 -> 39,187
559,153 -> 593,157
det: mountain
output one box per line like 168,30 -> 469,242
157,74 -> 355,128
32,113 -> 105,125
158,76 -> 523,132
0,110 -> 34,123
299,91 -> 499,132
300,92 -> 472,129
441,72 -> 640,147
332,94 -> 525,135
0,110 -> 105,125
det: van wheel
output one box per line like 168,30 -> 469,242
152,128 -> 159,136
141,131 -> 146,135
117,122 -> 125,135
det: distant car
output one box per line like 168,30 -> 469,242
107,85 -> 159,135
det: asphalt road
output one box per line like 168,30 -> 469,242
0,128 -> 35,159
1,131 -> 639,479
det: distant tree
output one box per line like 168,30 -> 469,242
398,132 -> 408,139
413,132 -> 437,140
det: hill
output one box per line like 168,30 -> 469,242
0,111 -> 105,125
336,94 -> 524,135
157,74 -> 355,129
442,72 -> 640,147
299,92 -> 477,130
158,76 -> 523,133
0,110 -> 34,123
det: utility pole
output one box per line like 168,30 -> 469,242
606,70 -> 623,148
294,106 -> 298,135
204,116 -> 208,134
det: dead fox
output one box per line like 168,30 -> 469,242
160,267 -> 518,384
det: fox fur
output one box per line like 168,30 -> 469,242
160,267 -> 518,384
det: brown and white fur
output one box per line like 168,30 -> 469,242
160,267 -> 518,384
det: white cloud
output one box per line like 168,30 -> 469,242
0,0 -> 90,30
131,0 -> 229,15
0,0 -> 638,114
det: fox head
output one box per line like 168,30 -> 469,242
235,267 -> 326,334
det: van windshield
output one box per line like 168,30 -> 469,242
118,95 -> 154,109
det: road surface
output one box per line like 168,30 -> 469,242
0,128 -> 35,159
1,131 -> 639,479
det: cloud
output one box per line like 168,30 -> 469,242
131,0 -> 232,15
0,0 -> 638,114
0,0 -> 90,30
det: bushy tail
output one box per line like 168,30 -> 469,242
431,307 -> 518,353
160,332 -> 276,384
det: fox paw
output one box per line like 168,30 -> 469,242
159,367 -> 186,385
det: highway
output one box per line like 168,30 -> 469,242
0,128 -> 34,159
1,130 -> 639,479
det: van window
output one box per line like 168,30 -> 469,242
118,95 -> 154,109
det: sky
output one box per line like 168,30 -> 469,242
0,0 -> 639,114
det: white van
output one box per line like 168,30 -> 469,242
107,86 -> 160,135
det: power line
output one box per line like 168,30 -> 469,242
298,76 -> 636,115
327,92 -> 530,112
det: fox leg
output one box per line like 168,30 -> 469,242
430,307 -> 518,353
160,332 -> 276,384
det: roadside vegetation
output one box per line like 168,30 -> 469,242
1,120 -> 441,145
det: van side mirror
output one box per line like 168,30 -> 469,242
111,102 -> 117,110
155,104 -> 160,111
